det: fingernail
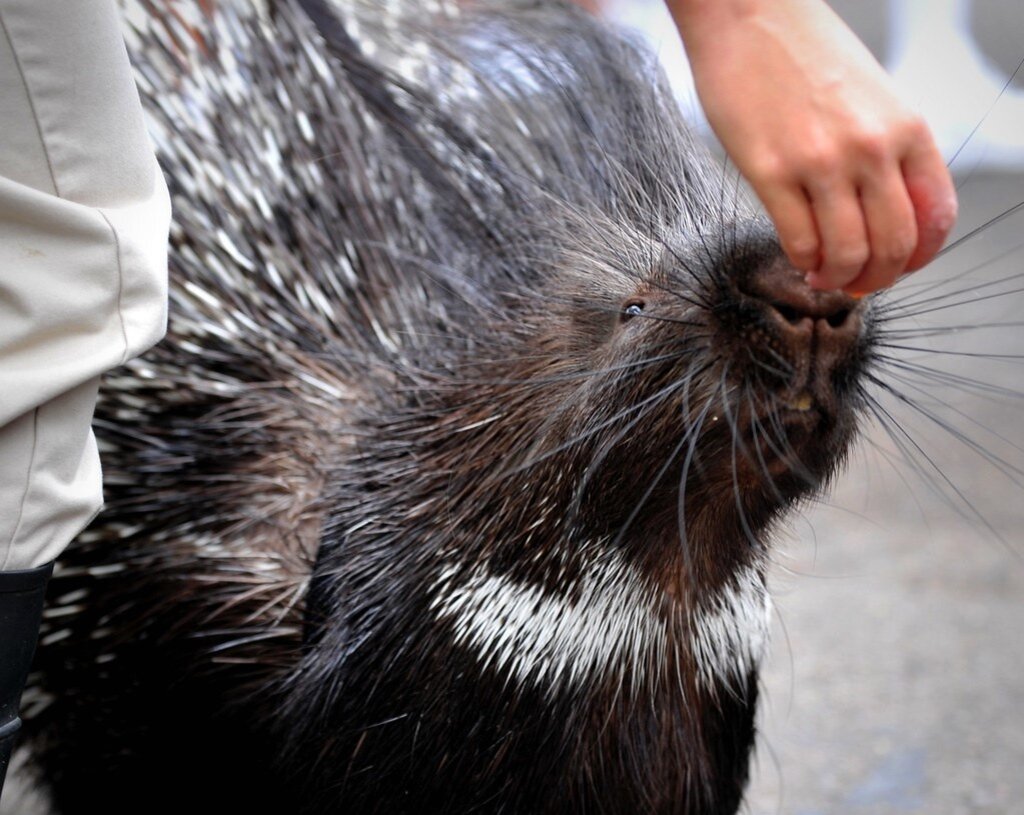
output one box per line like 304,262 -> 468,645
930,196 -> 959,234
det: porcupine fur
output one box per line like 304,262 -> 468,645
15,1 -> 888,813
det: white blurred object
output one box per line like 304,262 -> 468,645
890,0 -> 1024,170
605,0 -> 1024,170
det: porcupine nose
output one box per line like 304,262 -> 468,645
743,260 -> 863,391
757,263 -> 858,340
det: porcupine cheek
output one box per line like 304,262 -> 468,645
713,257 -> 869,486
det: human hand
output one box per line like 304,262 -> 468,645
668,0 -> 958,295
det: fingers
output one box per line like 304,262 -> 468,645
756,181 -> 820,272
902,132 -> 958,272
804,177 -> 869,291
760,176 -> 870,293
841,166 -> 917,294
755,161 -> 895,293
759,126 -> 956,295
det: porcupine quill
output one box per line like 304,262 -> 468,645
12,1 -> 1024,814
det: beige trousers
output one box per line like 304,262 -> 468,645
0,1 -> 169,570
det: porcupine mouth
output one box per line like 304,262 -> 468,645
736,382 -> 848,482
711,253 -> 867,482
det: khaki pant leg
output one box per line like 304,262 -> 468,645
0,0 -> 169,570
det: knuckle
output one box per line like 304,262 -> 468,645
799,145 -> 840,178
749,154 -> 788,185
900,113 -> 930,142
829,243 -> 870,273
851,127 -> 889,163
928,194 -> 959,233
878,233 -> 916,265
786,236 -> 819,263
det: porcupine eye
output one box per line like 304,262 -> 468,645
621,300 -> 645,323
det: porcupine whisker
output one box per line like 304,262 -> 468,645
935,200 -> 1024,259
721,374 -> 764,552
875,311 -> 1024,341
673,382 -> 731,668
659,242 -> 724,312
662,424 -> 712,655
861,393 -> 961,507
438,337 -> 709,378
875,245 -> 1024,313
675,242 -> 724,300
861,391 -> 1008,542
872,356 -> 1024,401
610,390 -> 718,555
762,399 -> 816,486
865,371 -> 1024,484
567,407 -> 658,528
881,281 -> 1024,321
852,422 -> 935,526
493,372 -> 704,480
870,367 -> 1024,469
864,354 -> 1024,393
877,285 -> 1024,326
874,320 -> 1024,340
744,389 -> 791,507
946,53 -> 1024,173
532,364 -> 707,466
694,226 -> 735,293
657,269 -> 719,313
466,346 -> 709,388
875,344 -> 1024,363
555,234 -> 719,315
567,353 -> 713,528
862,415 -> 1019,562
744,347 -> 795,382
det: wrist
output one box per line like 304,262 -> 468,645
666,0 -> 816,59
666,0 -> 763,29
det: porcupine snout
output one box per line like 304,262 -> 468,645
733,260 -> 865,417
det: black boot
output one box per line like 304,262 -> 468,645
0,561 -> 52,800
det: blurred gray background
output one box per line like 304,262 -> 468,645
611,1 -> 1024,813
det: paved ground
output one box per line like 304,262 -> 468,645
745,172 -> 1024,815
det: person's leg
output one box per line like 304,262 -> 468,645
0,0 -> 169,796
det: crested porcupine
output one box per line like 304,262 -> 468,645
8,1 -> 1023,813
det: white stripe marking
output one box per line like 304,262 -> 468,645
432,552 -> 770,694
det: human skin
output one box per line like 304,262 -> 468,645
666,0 -> 958,295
